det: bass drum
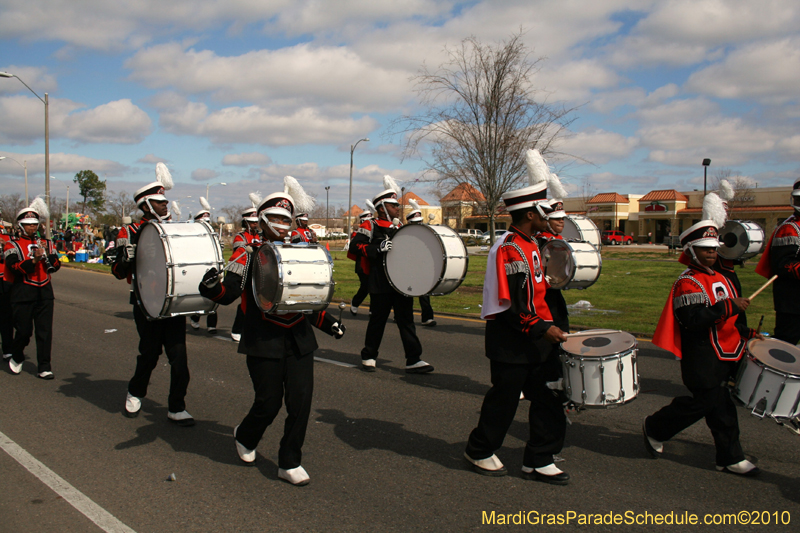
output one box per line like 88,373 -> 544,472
561,215 -> 601,248
251,242 -> 334,315
384,224 -> 468,297
135,220 -> 223,320
542,239 -> 602,290
718,220 -> 765,261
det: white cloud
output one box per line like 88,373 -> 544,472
222,152 -> 272,166
685,38 -> 800,105
190,168 -> 219,182
137,154 -> 170,164
555,129 -> 640,164
0,65 -> 57,95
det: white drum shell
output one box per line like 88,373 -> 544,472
542,240 -> 602,290
734,339 -> 800,420
718,220 -> 765,261
135,221 -> 223,319
561,215 -> 602,248
384,224 -> 468,297
560,331 -> 639,408
252,243 -> 334,314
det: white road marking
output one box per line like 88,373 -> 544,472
0,430 -> 137,533
314,357 -> 357,368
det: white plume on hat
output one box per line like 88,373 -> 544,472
365,199 -> 376,214
702,193 -> 727,229
30,196 -> 49,220
200,197 -> 211,211
171,201 -> 182,220
283,176 -> 315,213
547,172 -> 568,200
248,192 -> 262,208
525,149 -> 550,187
155,162 -> 173,190
719,180 -> 735,202
408,198 -> 420,212
383,175 -> 402,196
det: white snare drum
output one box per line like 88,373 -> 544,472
562,215 -> 602,248
734,338 -> 800,421
135,221 -> 223,319
542,239 -> 602,290
384,224 -> 468,297
560,330 -> 639,408
718,220 -> 765,261
251,242 -> 334,314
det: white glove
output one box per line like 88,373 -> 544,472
124,243 -> 136,262
378,239 -> 392,253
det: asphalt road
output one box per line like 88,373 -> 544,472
1,268 -> 799,532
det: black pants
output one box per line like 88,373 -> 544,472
190,311 -> 218,328
128,305 -> 190,413
466,358 -> 566,469
11,299 -> 54,373
419,295 -> 434,323
231,305 -> 245,335
361,291 -> 422,364
236,353 -> 314,470
774,312 -> 800,345
646,384 -> 744,466
0,281 -> 14,354
352,271 -> 369,308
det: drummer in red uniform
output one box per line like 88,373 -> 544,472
229,204 -> 262,342
645,198 -> 762,477
290,211 -> 318,244
348,209 -> 373,316
464,149 -> 569,484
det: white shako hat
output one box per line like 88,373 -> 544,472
194,197 -> 211,220
792,176 -> 800,197
359,210 -> 372,221
295,212 -> 309,221
502,149 -> 550,213
406,198 -> 423,223
372,175 -> 401,213
16,197 -> 48,226
243,192 -> 261,222
680,192 -> 726,249
545,171 -> 568,219
257,176 -> 314,221
135,162 -> 173,207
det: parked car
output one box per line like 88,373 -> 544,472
602,230 -> 633,245
480,229 -> 509,243
457,228 -> 483,238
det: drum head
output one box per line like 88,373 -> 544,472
748,338 -> 800,375
385,225 -> 444,297
562,331 -> 636,357
542,240 -> 574,290
135,223 -> 168,318
252,244 -> 281,312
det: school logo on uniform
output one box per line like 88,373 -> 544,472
532,251 -> 543,284
712,281 -> 729,303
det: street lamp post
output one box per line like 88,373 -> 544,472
0,156 -> 28,204
324,186 -> 331,238
347,138 -> 369,234
0,72 -> 49,237
206,182 -> 227,201
702,158 -> 711,196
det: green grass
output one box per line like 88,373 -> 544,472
62,247 -> 776,337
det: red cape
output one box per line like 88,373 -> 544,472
651,251 -> 693,359
755,226 -> 777,278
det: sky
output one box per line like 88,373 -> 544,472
1,0 -> 799,219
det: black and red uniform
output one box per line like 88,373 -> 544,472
3,233 -> 61,373
347,229 -> 370,310
649,253 -> 759,466
229,229 -> 262,337
112,217 -> 190,414
465,226 -> 566,469
348,217 -> 423,365
0,229 -> 14,356
199,240 -> 340,470
756,214 -> 800,344
290,227 -> 316,244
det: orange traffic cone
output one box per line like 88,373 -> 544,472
326,242 -> 330,251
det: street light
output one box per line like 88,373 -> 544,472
702,158 -> 711,196
0,71 -> 50,237
206,181 -> 227,200
0,156 -> 28,204
347,137 -> 369,233
324,185 -> 331,237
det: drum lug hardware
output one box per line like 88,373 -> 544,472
752,398 -> 768,419
182,269 -> 187,275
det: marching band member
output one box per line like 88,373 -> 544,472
348,175 -> 433,374
756,176 -> 800,345
3,198 -> 61,378
348,208 -> 373,316
645,194 -> 761,476
406,199 -> 435,327
0,207 -> 14,361
198,176 -> 345,486
112,164 -> 195,426
464,149 -> 569,484
229,202 -> 262,342
190,198 -> 218,334
290,211 -> 318,244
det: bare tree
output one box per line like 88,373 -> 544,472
105,191 -> 138,225
220,204 -> 249,229
578,176 -> 597,214
711,168 -> 756,213
392,31 -> 578,242
0,194 -> 26,225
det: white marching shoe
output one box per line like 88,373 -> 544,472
233,425 -> 256,463
167,410 -> 195,427
190,318 -> 200,330
717,459 -> 760,477
350,305 -> 358,316
278,466 -> 310,486
8,359 -> 22,374
124,392 -> 141,418
231,332 -> 241,342
464,452 -> 507,477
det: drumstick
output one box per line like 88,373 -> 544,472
564,329 -> 621,338
338,302 -> 346,324
748,274 -> 778,300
